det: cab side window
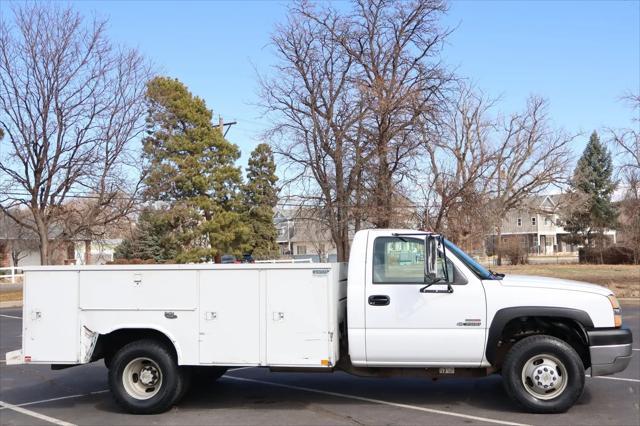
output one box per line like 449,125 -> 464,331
373,237 -> 425,283
372,237 -> 465,285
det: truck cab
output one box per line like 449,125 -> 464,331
347,229 -> 486,367
345,229 -> 632,412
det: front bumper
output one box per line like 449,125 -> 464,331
587,328 -> 633,377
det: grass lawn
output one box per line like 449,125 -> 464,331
0,290 -> 23,302
496,264 -> 640,298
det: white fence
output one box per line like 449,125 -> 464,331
0,267 -> 24,284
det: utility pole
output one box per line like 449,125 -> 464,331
218,115 -> 237,138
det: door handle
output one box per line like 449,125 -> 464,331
368,295 -> 390,306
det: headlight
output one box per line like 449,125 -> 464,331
608,294 -> 622,327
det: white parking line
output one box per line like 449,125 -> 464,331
0,314 -> 21,319
632,348 -> 640,352
593,376 -> 640,383
0,400 -> 76,426
223,375 -> 530,426
0,390 -> 109,411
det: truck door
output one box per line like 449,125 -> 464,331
364,234 -> 486,366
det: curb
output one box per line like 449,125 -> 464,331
0,301 -> 22,309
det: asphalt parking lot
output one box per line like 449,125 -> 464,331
1,305 -> 638,426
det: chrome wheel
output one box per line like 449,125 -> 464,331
521,353 -> 568,400
122,357 -> 163,400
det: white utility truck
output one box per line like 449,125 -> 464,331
6,229 -> 632,414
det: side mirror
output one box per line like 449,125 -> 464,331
424,235 -> 449,283
424,236 -> 437,280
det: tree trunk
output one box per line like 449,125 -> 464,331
34,215 -> 50,266
11,246 -> 19,267
339,219 -> 350,262
354,167 -> 363,233
496,226 -> 503,266
373,139 -> 392,228
38,238 -> 49,266
84,240 -> 92,265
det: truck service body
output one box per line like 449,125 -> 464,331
6,229 -> 633,414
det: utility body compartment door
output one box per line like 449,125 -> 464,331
23,271 -> 79,363
199,270 -> 261,365
265,268 -> 333,367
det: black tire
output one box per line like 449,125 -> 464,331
189,366 -> 228,386
103,354 -> 112,369
502,335 -> 585,413
108,339 -> 182,414
173,366 -> 193,404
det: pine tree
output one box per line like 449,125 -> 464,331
142,77 -> 248,262
243,144 -> 279,259
566,131 -> 617,248
114,207 -> 180,262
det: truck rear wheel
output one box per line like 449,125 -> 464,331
108,339 -> 185,414
502,335 -> 585,413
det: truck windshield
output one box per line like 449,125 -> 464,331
444,239 -> 500,280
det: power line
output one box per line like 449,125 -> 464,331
1,191 -> 428,210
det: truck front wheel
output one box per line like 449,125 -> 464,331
502,335 -> 585,413
108,339 -> 186,414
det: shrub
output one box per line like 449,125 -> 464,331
579,245 -> 635,264
503,238 -> 529,265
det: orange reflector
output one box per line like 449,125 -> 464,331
614,314 -> 622,328
321,359 -> 330,366
608,295 -> 623,327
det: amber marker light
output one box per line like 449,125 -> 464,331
608,295 -> 622,327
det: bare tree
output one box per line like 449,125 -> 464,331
609,93 -> 640,263
417,83 -> 496,249
491,97 -> 575,264
262,0 -> 452,259
324,0 -> 451,228
0,3 -> 150,264
610,93 -> 640,172
260,3 -> 366,261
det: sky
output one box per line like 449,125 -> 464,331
55,0 -> 640,168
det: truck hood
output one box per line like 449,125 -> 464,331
497,274 -> 612,296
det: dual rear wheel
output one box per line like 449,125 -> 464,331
108,340 -> 226,414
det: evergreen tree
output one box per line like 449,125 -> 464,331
142,77 -> 248,262
565,131 -> 617,248
243,144 -> 279,259
114,207 -> 180,262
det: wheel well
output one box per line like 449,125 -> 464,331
91,329 -> 178,364
492,317 -> 590,370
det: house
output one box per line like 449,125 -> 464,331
274,208 -> 343,262
487,195 -> 617,255
274,209 -> 295,256
273,196 -> 418,262
0,211 -> 121,266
